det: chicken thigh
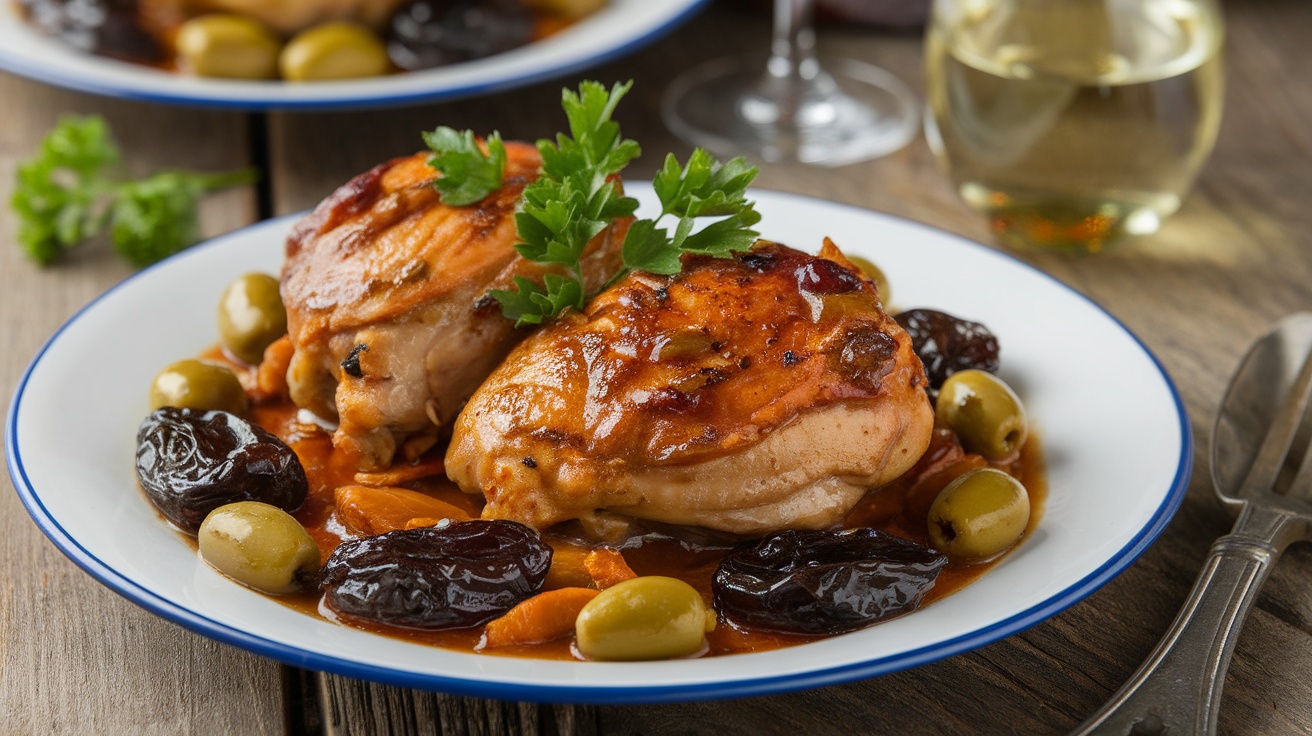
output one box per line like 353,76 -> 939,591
281,144 -> 626,470
446,240 -> 934,536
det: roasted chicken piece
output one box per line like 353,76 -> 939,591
446,240 -> 934,536
281,144 -> 627,470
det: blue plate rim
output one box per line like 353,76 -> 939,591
0,1 -> 709,111
5,192 -> 1193,704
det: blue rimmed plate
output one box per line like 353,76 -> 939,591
6,187 -> 1190,703
0,1 -> 706,110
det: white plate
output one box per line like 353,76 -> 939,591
0,1 -> 706,109
6,187 -> 1190,703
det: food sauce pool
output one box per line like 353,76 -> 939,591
226,379 -> 1047,661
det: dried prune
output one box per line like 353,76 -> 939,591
386,0 -> 533,71
712,528 -> 948,635
894,308 -> 999,390
320,520 -> 552,630
136,408 -> 308,533
20,0 -> 163,64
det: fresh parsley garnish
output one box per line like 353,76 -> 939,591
422,126 -> 507,206
10,115 -> 256,268
488,80 -> 643,326
479,80 -> 761,327
620,149 -> 760,277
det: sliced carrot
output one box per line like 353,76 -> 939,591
334,485 -> 471,536
583,548 -> 636,589
544,543 -> 594,590
352,454 -> 446,487
253,335 -> 294,402
481,587 -> 601,649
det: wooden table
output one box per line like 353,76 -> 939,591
3,1 -> 1311,733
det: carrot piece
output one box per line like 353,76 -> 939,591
583,548 -> 636,589
481,587 -> 601,649
544,543 -> 594,590
334,485 -> 471,536
253,335 -> 294,402
352,454 -> 446,486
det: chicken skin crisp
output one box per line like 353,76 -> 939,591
281,144 -> 627,470
446,240 -> 934,536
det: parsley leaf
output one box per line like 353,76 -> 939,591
491,81 -> 641,326
423,126 -> 507,206
111,170 -> 252,267
619,150 -> 760,276
9,115 -> 255,267
487,274 -> 584,326
620,218 -> 682,276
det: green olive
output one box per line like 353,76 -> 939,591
279,22 -> 390,82
149,359 -> 248,415
847,255 -> 892,306
935,369 -> 1028,460
198,501 -> 320,594
575,576 -> 716,661
927,468 -> 1030,559
175,15 -> 281,80
218,272 -> 287,365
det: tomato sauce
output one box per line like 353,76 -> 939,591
193,344 -> 1047,660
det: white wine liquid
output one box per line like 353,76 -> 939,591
925,0 -> 1224,252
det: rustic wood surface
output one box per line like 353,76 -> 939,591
2,0 -> 1311,733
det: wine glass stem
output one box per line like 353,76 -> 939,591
769,0 -> 821,83
747,0 -> 836,130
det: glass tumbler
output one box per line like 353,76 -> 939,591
924,0 -> 1224,253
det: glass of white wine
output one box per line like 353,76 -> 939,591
924,0 -> 1224,253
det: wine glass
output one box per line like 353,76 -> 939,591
662,0 -> 918,167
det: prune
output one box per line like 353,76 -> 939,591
320,520 -> 552,630
386,0 -> 533,71
20,0 -> 163,64
135,408 -> 308,533
712,528 -> 948,635
894,308 -> 999,390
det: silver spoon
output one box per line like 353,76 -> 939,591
1072,312 -> 1312,735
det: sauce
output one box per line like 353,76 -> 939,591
205,346 -> 1047,660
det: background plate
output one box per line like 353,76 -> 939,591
6,187 -> 1191,703
0,1 -> 706,110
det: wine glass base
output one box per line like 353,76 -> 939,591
662,56 -> 919,167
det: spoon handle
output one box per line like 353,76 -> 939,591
1070,505 -> 1296,736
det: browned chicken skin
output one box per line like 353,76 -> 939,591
281,144 -> 626,470
446,240 -> 934,536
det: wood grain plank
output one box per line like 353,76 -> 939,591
316,676 -> 598,736
0,72 -> 285,734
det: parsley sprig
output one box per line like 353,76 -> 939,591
423,127 -> 507,207
508,83 -> 764,325
619,149 -> 760,279
10,116 -> 256,267
419,80 -> 764,326
488,81 -> 644,325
